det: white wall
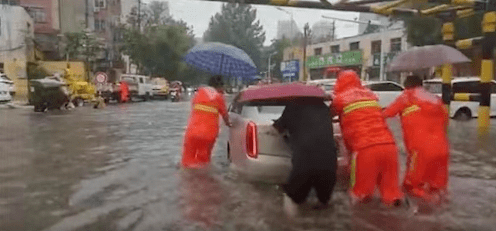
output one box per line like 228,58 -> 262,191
0,5 -> 34,62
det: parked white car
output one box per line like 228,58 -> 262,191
0,81 -> 12,102
0,73 -> 15,97
364,81 -> 405,108
120,75 -> 154,101
423,77 -> 496,119
308,79 -> 404,108
227,92 -> 349,183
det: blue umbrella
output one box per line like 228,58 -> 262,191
183,42 -> 258,80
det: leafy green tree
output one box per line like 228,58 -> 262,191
269,38 -> 292,80
203,3 -> 266,69
121,25 -> 192,79
396,13 -> 484,46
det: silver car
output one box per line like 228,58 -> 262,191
227,93 -> 349,183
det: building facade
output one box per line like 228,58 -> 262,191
0,4 -> 35,101
18,0 -> 60,59
283,28 -> 409,83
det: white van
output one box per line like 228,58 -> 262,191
120,75 -> 154,101
423,77 -> 496,120
0,81 -> 12,102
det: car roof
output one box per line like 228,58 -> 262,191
364,80 -> 402,85
307,79 -> 337,85
424,77 -> 495,83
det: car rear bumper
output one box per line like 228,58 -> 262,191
232,154 -> 292,183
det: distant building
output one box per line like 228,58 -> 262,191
276,20 -> 301,40
311,20 -> 335,44
283,28 -> 409,83
0,4 -> 36,101
19,0 -> 61,59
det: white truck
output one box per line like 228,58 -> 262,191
98,74 -> 154,103
119,75 -> 154,101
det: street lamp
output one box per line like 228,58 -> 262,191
276,7 -> 294,41
322,15 -> 388,81
268,52 -> 277,83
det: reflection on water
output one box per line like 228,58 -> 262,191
177,168 -> 223,230
0,100 -> 496,231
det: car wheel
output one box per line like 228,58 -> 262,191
454,108 -> 472,121
73,97 -> 84,107
227,143 -> 231,162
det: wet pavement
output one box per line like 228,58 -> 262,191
1,98 -> 496,231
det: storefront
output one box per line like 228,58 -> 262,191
306,50 -> 363,80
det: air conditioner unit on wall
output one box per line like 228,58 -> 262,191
94,7 -> 100,12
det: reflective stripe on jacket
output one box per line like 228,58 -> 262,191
332,74 -> 396,152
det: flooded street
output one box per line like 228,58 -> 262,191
1,99 -> 496,231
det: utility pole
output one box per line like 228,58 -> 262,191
331,20 -> 336,41
303,23 -> 310,82
137,0 -> 141,31
85,0 -> 89,28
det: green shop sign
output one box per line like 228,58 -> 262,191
307,50 -> 362,69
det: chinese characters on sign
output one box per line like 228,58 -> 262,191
280,60 -> 300,81
306,50 -> 362,69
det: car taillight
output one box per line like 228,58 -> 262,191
246,121 -> 258,159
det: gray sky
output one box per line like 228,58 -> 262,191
143,0 -> 360,46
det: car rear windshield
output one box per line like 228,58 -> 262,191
239,101 -> 287,122
424,83 -> 442,94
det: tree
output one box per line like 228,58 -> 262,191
121,25 -> 192,79
395,13 -> 484,46
203,3 -> 266,69
268,38 -> 292,80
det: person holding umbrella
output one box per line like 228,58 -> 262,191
382,75 -> 449,202
181,75 -> 232,168
332,70 -> 404,207
272,96 -> 337,217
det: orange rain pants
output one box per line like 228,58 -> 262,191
350,144 -> 404,205
383,87 -> 449,200
403,146 -> 448,199
119,81 -> 130,103
181,87 -> 227,168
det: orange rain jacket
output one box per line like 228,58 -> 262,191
332,72 -> 396,153
185,86 -> 228,141
382,87 -> 449,155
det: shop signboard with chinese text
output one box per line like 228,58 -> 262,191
307,50 -> 362,69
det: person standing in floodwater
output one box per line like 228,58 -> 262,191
181,75 -> 232,168
332,70 -> 404,207
383,75 -> 449,202
272,97 -> 337,217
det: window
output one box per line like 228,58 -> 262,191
94,0 -> 106,8
371,40 -> 381,54
390,38 -> 402,52
139,78 -> 144,84
424,82 -> 442,94
94,19 -> 106,31
314,47 -> 322,56
330,45 -> 340,54
350,42 -> 359,51
367,83 -> 403,91
26,7 -> 47,23
453,81 -> 480,94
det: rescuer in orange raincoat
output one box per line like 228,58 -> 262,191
119,81 -> 130,103
181,75 -> 232,168
332,70 -> 404,206
383,75 -> 449,201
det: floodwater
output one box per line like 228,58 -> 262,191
1,98 -> 496,231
